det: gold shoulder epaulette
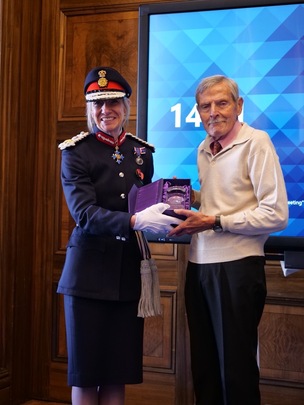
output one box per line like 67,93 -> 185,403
126,132 -> 155,152
58,131 -> 90,150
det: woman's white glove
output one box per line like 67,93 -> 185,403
134,203 -> 182,234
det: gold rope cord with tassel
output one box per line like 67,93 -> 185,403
135,231 -> 162,318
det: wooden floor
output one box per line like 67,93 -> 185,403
22,402 -> 69,405
20,384 -> 304,405
20,389 -> 304,405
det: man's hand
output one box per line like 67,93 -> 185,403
167,209 -> 215,237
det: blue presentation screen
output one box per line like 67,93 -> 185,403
146,3 -> 304,238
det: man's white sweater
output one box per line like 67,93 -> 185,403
189,122 -> 288,264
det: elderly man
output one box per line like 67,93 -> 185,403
169,75 -> 288,405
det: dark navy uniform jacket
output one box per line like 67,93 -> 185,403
57,132 -> 154,301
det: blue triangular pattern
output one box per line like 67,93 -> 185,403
146,3 -> 304,238
272,131 -> 298,147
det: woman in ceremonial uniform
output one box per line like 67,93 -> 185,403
57,66 -> 179,405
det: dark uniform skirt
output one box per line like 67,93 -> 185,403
64,295 -> 144,387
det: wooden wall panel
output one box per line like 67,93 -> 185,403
55,151 -> 74,254
260,305 -> 304,384
59,10 -> 138,120
29,0 -> 61,399
259,263 -> 304,404
0,0 -> 42,403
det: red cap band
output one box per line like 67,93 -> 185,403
86,81 -> 125,93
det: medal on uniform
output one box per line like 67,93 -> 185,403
136,156 -> 143,165
95,130 -> 127,165
134,147 -> 146,165
112,146 -> 124,164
